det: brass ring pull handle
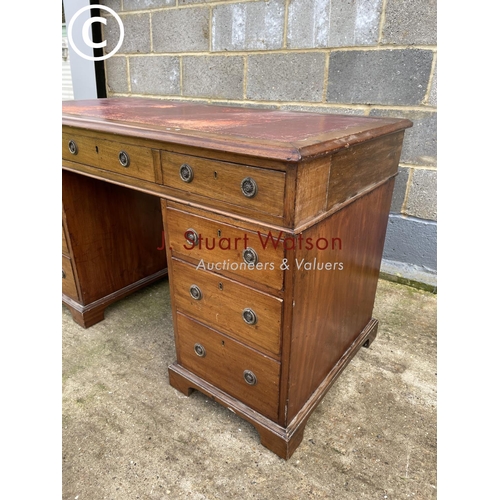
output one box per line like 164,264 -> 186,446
186,228 -> 199,246
68,140 -> 78,155
243,370 -> 257,385
179,163 -> 194,183
189,284 -> 202,301
242,247 -> 258,265
242,308 -> 257,325
194,343 -> 206,357
118,150 -> 130,167
241,177 -> 258,198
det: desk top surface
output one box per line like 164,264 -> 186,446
62,98 -> 411,161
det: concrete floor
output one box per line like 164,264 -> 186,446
62,278 -> 437,500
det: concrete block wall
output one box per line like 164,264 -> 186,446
101,0 -> 437,285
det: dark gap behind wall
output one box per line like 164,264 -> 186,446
90,1 -> 107,98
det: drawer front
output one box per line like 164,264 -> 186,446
62,132 -> 99,166
176,313 -> 280,421
62,225 -> 69,255
62,255 -> 78,301
62,132 -> 156,182
97,139 -> 156,182
166,208 -> 285,290
172,259 -> 282,356
162,152 -> 286,217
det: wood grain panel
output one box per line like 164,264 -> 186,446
165,207 -> 285,290
98,138 -> 156,182
171,259 -> 283,357
162,151 -> 286,217
62,132 -> 156,182
294,156 -> 330,227
62,255 -> 78,301
176,313 -> 281,421
63,170 -> 166,305
62,132 -> 99,166
327,132 -> 403,210
62,225 -> 69,256
286,180 -> 395,421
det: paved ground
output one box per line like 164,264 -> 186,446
62,278 -> 437,500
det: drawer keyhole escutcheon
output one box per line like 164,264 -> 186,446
214,171 -> 218,179
217,229 -> 222,238
62,269 -> 66,279
242,247 -> 258,265
189,285 -> 202,300
194,343 -> 206,357
243,370 -> 257,385
218,282 -> 223,291
241,177 -> 258,198
118,151 -> 130,167
179,163 -> 194,183
68,140 -> 78,155
186,228 -> 199,246
242,308 -> 257,325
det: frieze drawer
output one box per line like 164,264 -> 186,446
162,151 -> 286,217
62,132 -> 156,182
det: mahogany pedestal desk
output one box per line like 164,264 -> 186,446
62,98 -> 411,459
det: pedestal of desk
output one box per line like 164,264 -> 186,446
165,179 -> 392,460
62,170 -> 168,328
